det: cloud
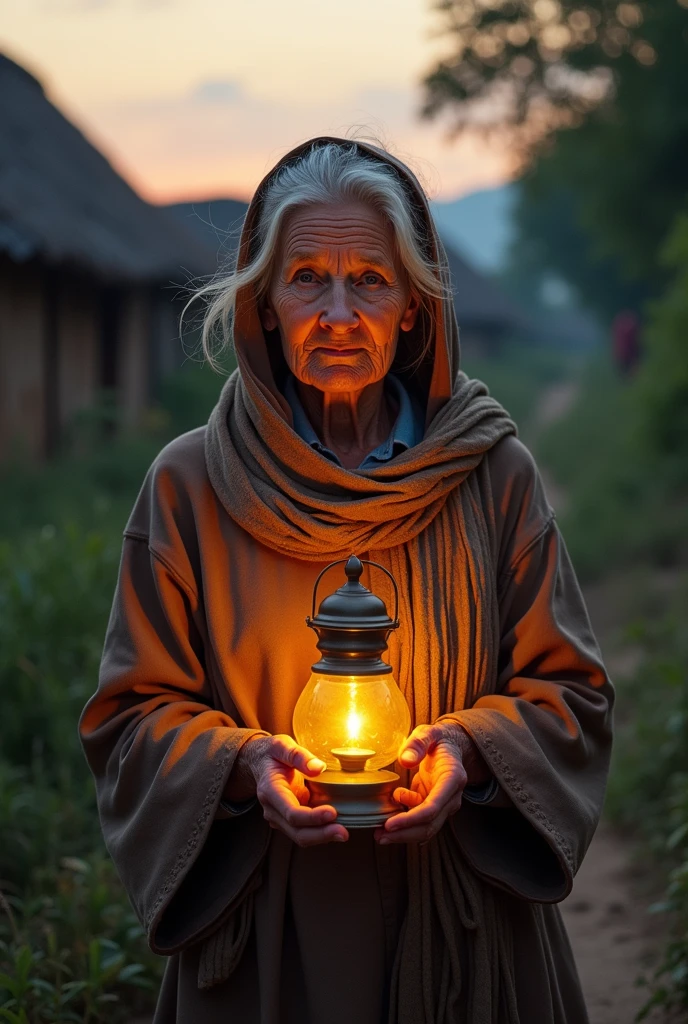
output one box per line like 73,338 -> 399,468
190,79 -> 243,105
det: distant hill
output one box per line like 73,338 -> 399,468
166,187 -> 519,276
430,185 -> 518,273
165,198 -> 249,265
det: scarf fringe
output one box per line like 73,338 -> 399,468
389,831 -> 519,1024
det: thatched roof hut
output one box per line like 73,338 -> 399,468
0,53 -> 215,459
0,54 -> 213,280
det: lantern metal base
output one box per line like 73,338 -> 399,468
306,768 -> 400,828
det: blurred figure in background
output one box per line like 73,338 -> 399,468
611,310 -> 642,378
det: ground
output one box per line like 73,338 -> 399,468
562,823 -> 661,1024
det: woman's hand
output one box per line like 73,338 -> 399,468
374,722 -> 487,845
236,734 -> 349,847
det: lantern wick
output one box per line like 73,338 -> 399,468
331,748 -> 375,773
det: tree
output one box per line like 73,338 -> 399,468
423,0 -> 688,318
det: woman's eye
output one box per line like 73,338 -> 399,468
360,273 -> 383,286
296,271 -> 317,284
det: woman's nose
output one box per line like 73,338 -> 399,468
319,280 -> 359,333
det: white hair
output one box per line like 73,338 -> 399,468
190,141 -> 450,369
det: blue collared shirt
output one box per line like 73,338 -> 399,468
284,373 -> 424,469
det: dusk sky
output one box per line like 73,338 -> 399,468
1,0 -> 515,203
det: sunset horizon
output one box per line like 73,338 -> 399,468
0,0 -> 516,206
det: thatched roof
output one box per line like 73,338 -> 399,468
165,198 -> 526,331
0,54 -> 215,282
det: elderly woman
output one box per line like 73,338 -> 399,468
80,137 -> 613,1024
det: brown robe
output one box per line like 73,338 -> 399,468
79,139 -> 613,1024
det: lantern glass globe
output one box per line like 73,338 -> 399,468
293,671 -> 411,772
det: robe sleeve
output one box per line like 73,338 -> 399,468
440,439 -> 614,903
79,530 -> 270,955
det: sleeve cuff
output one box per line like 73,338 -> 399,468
462,776 -> 500,805
216,797 -> 258,820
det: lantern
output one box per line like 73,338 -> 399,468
293,554 -> 411,827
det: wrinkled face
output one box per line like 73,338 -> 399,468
262,201 -> 419,392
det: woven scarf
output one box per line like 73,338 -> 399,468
203,137 -> 520,1023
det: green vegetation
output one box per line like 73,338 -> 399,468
0,363 -> 227,539
424,0 -> 688,320
605,589 -> 688,1019
536,211 -> 688,581
0,363 -> 229,1020
533,210 -> 688,1017
0,528 -> 163,1022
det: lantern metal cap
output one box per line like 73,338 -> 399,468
306,555 -> 400,676
307,555 -> 398,632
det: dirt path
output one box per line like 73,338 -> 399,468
533,381 -> 661,1023
561,824 -> 660,1024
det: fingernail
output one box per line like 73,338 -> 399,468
321,809 -> 335,822
307,757 -> 326,772
378,837 -> 389,845
334,833 -> 347,842
400,751 -> 417,765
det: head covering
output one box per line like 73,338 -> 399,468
206,135 -> 515,560
205,137 -> 518,1022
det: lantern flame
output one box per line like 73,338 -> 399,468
346,709 -> 362,742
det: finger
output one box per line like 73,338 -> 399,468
275,818 -> 349,847
393,787 -> 423,809
378,824 -> 441,845
296,782 -> 312,806
398,723 -> 445,768
272,735 -> 326,776
385,784 -> 461,832
411,774 -> 429,800
264,802 -> 339,830
261,776 -> 336,825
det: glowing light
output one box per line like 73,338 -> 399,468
346,709 -> 362,743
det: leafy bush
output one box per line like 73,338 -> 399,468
606,583 -> 688,1020
0,526 -> 163,1020
0,855 -> 159,1024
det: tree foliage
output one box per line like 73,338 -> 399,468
424,0 -> 685,141
424,0 -> 688,318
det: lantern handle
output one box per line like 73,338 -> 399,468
309,555 -> 399,626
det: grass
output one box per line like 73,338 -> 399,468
0,526 -> 164,1021
605,582 -> 688,1019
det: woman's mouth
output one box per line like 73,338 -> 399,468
316,347 -> 365,357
